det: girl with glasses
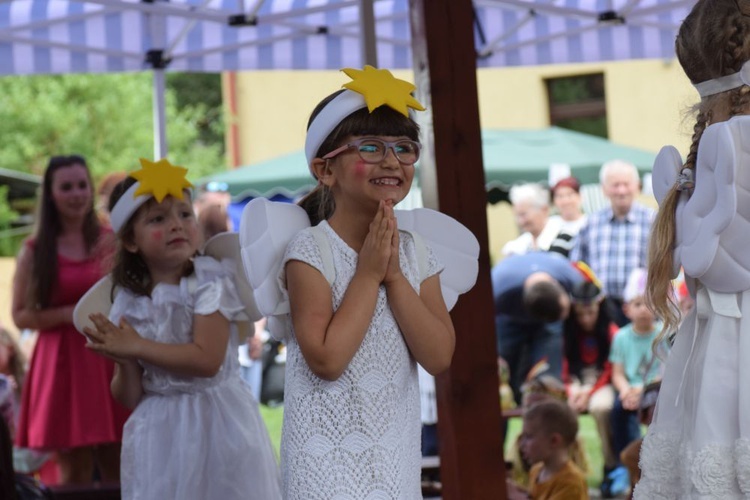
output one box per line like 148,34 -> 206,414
277,67 -> 456,499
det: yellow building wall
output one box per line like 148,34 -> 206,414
227,60 -> 698,260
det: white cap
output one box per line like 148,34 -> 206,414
623,267 -> 648,302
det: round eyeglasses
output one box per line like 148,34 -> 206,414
322,138 -> 421,165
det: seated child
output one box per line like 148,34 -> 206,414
507,364 -> 588,490
507,399 -> 589,499
607,268 -> 664,497
562,276 -> 619,495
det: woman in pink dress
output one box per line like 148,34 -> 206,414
12,155 -> 129,484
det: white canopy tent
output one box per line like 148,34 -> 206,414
0,0 -> 695,156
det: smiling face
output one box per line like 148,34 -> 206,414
512,200 -> 548,237
50,164 -> 93,223
125,193 -> 200,283
321,135 -> 416,211
603,166 -> 640,217
552,185 -> 582,221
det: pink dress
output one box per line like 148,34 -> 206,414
16,236 -> 129,450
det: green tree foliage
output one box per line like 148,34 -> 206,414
0,72 -> 225,181
0,186 -> 20,256
167,72 -> 225,150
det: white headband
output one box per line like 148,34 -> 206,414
694,60 -> 750,97
109,158 -> 194,233
109,181 -> 150,233
304,89 -> 368,172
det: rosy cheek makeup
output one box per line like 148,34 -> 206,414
353,160 -> 368,177
150,230 -> 164,242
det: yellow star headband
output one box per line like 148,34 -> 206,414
304,65 -> 425,171
109,158 -> 194,233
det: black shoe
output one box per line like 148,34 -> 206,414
600,474 -> 614,498
599,466 -> 615,498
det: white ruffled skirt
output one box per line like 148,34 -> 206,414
635,287 -> 750,499
121,377 -> 282,500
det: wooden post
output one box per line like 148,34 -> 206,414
408,1 -> 507,499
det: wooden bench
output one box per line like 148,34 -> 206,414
47,482 -> 121,500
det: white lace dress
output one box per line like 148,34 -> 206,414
636,115 -> 750,499
110,256 -> 282,500
279,221 -> 442,500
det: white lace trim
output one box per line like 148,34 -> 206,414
691,443 -> 735,497
637,430 -> 750,499
635,431 -> 681,499
278,223 -> 436,499
735,438 -> 750,494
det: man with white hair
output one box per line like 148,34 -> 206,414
570,160 -> 655,326
502,183 -> 562,256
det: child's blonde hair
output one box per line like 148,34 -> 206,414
648,0 -> 750,334
525,399 -> 579,447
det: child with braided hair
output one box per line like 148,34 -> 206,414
637,1 -> 750,497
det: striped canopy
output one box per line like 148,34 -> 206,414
0,0 -> 695,75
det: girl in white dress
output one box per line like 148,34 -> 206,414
638,1 -> 750,497
279,67 -> 456,499
82,159 -> 281,500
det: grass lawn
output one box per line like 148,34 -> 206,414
260,405 -> 607,488
259,404 -> 284,460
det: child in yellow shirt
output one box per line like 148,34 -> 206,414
507,400 -> 589,500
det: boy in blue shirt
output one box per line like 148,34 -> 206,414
606,268 -> 663,497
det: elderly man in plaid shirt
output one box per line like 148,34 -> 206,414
570,160 -> 655,326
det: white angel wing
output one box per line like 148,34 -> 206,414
238,200 -> 479,340
651,145 -> 688,278
652,145 -> 682,206
395,208 -> 480,310
679,120 -> 737,281
73,275 -> 115,336
239,198 -> 310,319
202,231 -> 263,322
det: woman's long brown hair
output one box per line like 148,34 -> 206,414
29,155 -> 100,309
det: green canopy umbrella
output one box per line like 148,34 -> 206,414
482,127 -> 655,190
200,151 -> 314,201
199,127 -> 657,200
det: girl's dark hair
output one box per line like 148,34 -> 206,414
29,155 -> 101,308
297,89 -> 421,225
563,298 -> 613,377
108,177 -> 151,296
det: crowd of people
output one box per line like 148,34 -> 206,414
0,93 -> 704,500
492,158 -> 677,498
